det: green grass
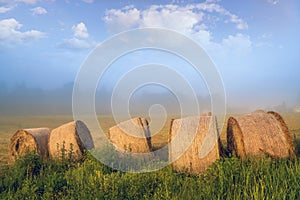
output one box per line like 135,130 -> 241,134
0,114 -> 299,199
0,152 -> 299,199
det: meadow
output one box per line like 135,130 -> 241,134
0,113 -> 300,199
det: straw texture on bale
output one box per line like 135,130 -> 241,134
227,111 -> 295,159
168,115 -> 221,174
48,121 -> 94,160
268,111 -> 296,158
108,117 -> 152,153
9,128 -> 50,160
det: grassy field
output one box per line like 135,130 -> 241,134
0,113 -> 300,199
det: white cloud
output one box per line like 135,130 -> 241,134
59,22 -> 96,50
104,2 -> 248,34
190,29 -> 212,46
140,5 -> 204,34
72,22 -> 89,38
0,0 -> 54,5
193,3 -> 248,30
30,7 -> 47,15
104,5 -> 204,34
267,0 -> 279,5
0,0 -> 39,4
0,18 -> 45,47
18,0 -> 38,3
229,14 -> 248,30
0,6 -> 14,13
104,7 -> 140,33
103,3 -> 252,64
82,0 -> 93,3
59,38 -> 96,49
205,0 -> 221,3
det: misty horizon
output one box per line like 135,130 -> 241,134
0,80 -> 298,116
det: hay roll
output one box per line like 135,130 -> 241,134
9,128 -> 50,160
48,121 -> 94,160
267,111 -> 296,158
108,117 -> 152,153
227,111 -> 295,159
169,115 -> 221,174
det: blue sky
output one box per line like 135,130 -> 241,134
0,0 -> 300,112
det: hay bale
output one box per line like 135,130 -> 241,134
227,111 -> 295,159
169,115 -> 221,174
9,128 -> 50,160
48,121 -> 94,160
268,111 -> 296,158
108,117 -> 152,153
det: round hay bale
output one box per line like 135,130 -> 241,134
108,117 -> 152,153
169,115 -> 221,174
48,121 -> 94,160
9,128 -> 50,160
267,111 -> 296,158
227,111 -> 295,159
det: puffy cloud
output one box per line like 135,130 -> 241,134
192,3 -> 248,30
103,3 -> 252,63
140,5 -> 204,34
103,6 -> 140,33
0,6 -> 14,13
18,0 -> 38,3
205,0 -> 221,2
59,22 -> 96,50
229,14 -> 248,30
30,7 -> 47,15
82,0 -> 94,3
0,0 -> 39,4
104,2 -> 248,34
0,18 -> 45,47
190,29 -> 212,46
267,0 -> 279,5
104,5 -> 204,33
72,22 -> 89,38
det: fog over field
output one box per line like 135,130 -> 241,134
0,79 -> 298,116
0,0 -> 299,116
